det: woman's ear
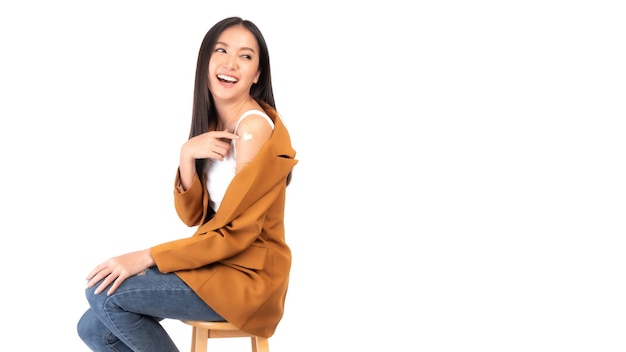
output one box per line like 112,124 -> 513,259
253,70 -> 261,84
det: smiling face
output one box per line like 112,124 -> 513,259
208,24 -> 261,104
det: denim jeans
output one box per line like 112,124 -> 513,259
77,266 -> 225,352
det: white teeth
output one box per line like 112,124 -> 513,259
217,74 -> 238,83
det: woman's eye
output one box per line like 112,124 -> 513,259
215,48 -> 226,53
241,54 -> 252,60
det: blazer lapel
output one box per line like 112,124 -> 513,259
200,113 -> 296,232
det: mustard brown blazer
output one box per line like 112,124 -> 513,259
150,103 -> 298,338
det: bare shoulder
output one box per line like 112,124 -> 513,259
236,112 -> 273,141
234,112 -> 274,170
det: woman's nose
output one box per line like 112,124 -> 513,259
225,54 -> 237,69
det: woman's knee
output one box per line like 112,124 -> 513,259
84,284 -> 106,310
77,309 -> 101,346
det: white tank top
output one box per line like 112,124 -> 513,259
204,110 -> 274,211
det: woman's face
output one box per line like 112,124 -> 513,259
208,25 -> 261,102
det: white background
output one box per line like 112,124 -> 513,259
1,1 -> 625,351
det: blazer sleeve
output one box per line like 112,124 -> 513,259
150,180 -> 285,272
173,169 -> 204,227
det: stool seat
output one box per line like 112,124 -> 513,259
182,320 -> 270,352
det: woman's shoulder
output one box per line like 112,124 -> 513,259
235,110 -> 275,133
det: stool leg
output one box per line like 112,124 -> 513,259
251,336 -> 269,352
190,326 -> 209,352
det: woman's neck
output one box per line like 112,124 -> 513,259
215,97 -> 254,132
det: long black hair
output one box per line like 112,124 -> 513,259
187,17 -> 291,185
188,17 -> 275,140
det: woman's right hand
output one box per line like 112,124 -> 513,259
183,129 -> 240,161
178,130 -> 240,190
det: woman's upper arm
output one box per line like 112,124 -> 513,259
235,115 -> 273,173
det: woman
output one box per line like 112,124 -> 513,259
77,16 -> 297,352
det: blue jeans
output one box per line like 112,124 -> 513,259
77,267 -> 225,352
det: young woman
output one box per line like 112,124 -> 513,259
77,17 -> 297,351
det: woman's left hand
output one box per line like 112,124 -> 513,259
86,249 -> 155,296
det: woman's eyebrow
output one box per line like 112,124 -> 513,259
215,41 -> 256,53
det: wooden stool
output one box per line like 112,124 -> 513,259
182,320 -> 269,352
